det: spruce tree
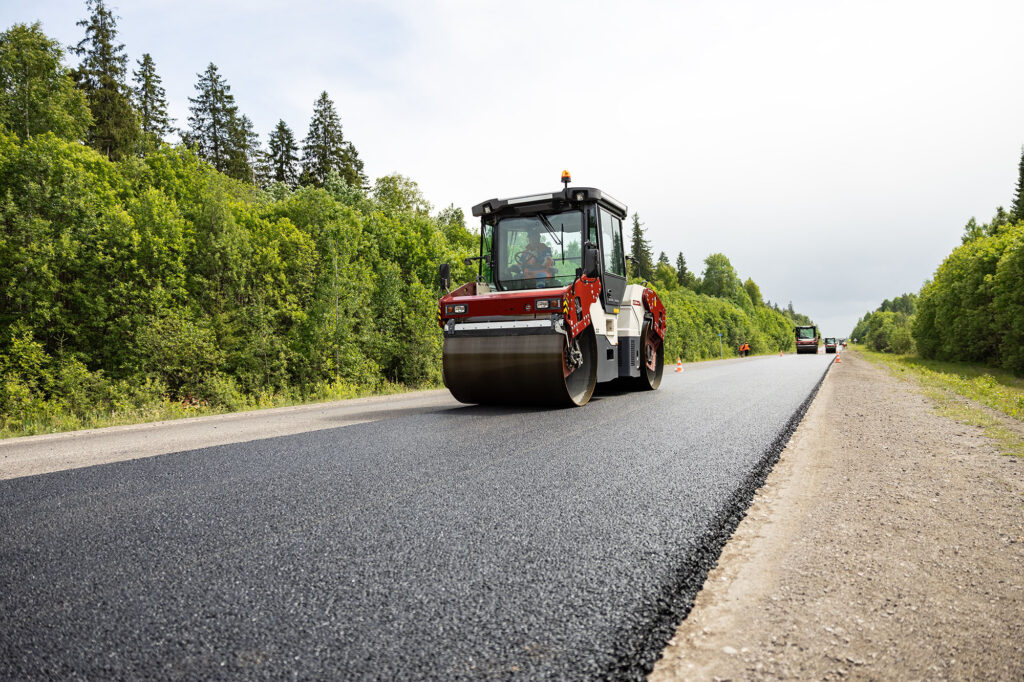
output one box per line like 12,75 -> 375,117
71,0 -> 139,160
628,213 -> 654,280
226,113 -> 259,182
657,251 -> 669,265
675,252 -> 691,287
267,119 -> 300,186
1012,145 -> 1024,222
301,91 -> 366,188
131,53 -> 172,147
186,63 -> 244,176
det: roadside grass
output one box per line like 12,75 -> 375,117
855,346 -> 1024,457
0,380 -> 423,441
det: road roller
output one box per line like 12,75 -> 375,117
437,172 -> 667,406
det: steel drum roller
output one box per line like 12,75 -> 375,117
442,331 -> 596,406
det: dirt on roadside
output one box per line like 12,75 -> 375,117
650,351 -> 1024,681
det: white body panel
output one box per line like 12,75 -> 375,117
617,284 -> 649,338
587,283 -> 649,346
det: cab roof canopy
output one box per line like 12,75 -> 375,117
471,187 -> 627,220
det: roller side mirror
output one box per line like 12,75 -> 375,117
438,262 -> 451,292
583,241 -> 601,278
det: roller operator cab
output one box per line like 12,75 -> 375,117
437,172 -> 667,407
795,325 -> 819,354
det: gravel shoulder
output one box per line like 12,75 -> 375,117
650,351 -> 1024,681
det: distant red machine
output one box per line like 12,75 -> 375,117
795,325 -> 819,354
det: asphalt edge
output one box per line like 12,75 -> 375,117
608,356 -> 836,679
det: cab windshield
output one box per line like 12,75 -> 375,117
825,337 -> 836,344
493,210 -> 583,290
796,327 -> 817,339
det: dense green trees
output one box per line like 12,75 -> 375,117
623,236 -> 807,359
0,131 -> 476,430
913,219 -> 1024,371
867,150 -> 1024,374
0,13 -> 466,429
658,287 -> 795,362
0,23 -> 91,140
851,296 -> 916,354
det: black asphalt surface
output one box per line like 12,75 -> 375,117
1,354 -> 833,680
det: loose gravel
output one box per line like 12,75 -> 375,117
650,351 -> 1024,681
0,355 -> 831,680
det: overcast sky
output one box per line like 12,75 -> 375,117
5,0 -> 1023,335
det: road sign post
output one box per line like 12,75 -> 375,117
718,333 -> 723,360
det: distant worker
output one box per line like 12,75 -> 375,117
515,229 -> 555,279
739,342 -> 750,357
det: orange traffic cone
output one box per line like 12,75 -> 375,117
675,357 -> 683,373
835,354 -> 842,363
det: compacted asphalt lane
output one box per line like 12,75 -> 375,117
0,354 -> 834,680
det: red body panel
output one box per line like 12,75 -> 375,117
642,287 -> 667,339
440,284 -> 565,319
564,276 -> 601,339
438,277 -> 604,342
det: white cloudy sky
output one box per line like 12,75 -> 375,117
5,0 -> 1024,335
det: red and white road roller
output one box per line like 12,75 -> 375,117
437,172 -> 667,406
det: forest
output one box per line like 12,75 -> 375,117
0,3 -> 812,435
854,147 -> 1024,375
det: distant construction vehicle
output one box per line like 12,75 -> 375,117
824,337 -> 838,353
436,172 -> 667,406
795,325 -> 820,354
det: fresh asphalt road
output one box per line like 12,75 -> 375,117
0,354 -> 834,680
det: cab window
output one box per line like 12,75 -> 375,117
599,209 -> 626,277
493,211 -> 583,290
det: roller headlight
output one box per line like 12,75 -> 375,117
445,304 -> 468,315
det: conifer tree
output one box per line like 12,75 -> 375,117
186,63 -> 248,177
71,0 -> 139,160
657,251 -> 669,265
267,119 -> 300,186
675,252 -> 692,287
1012,145 -> 1024,222
628,213 -> 654,280
131,53 -> 172,146
301,91 -> 366,188
226,114 -> 259,182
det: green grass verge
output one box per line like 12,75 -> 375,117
855,345 -> 1024,456
0,380 -> 425,441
